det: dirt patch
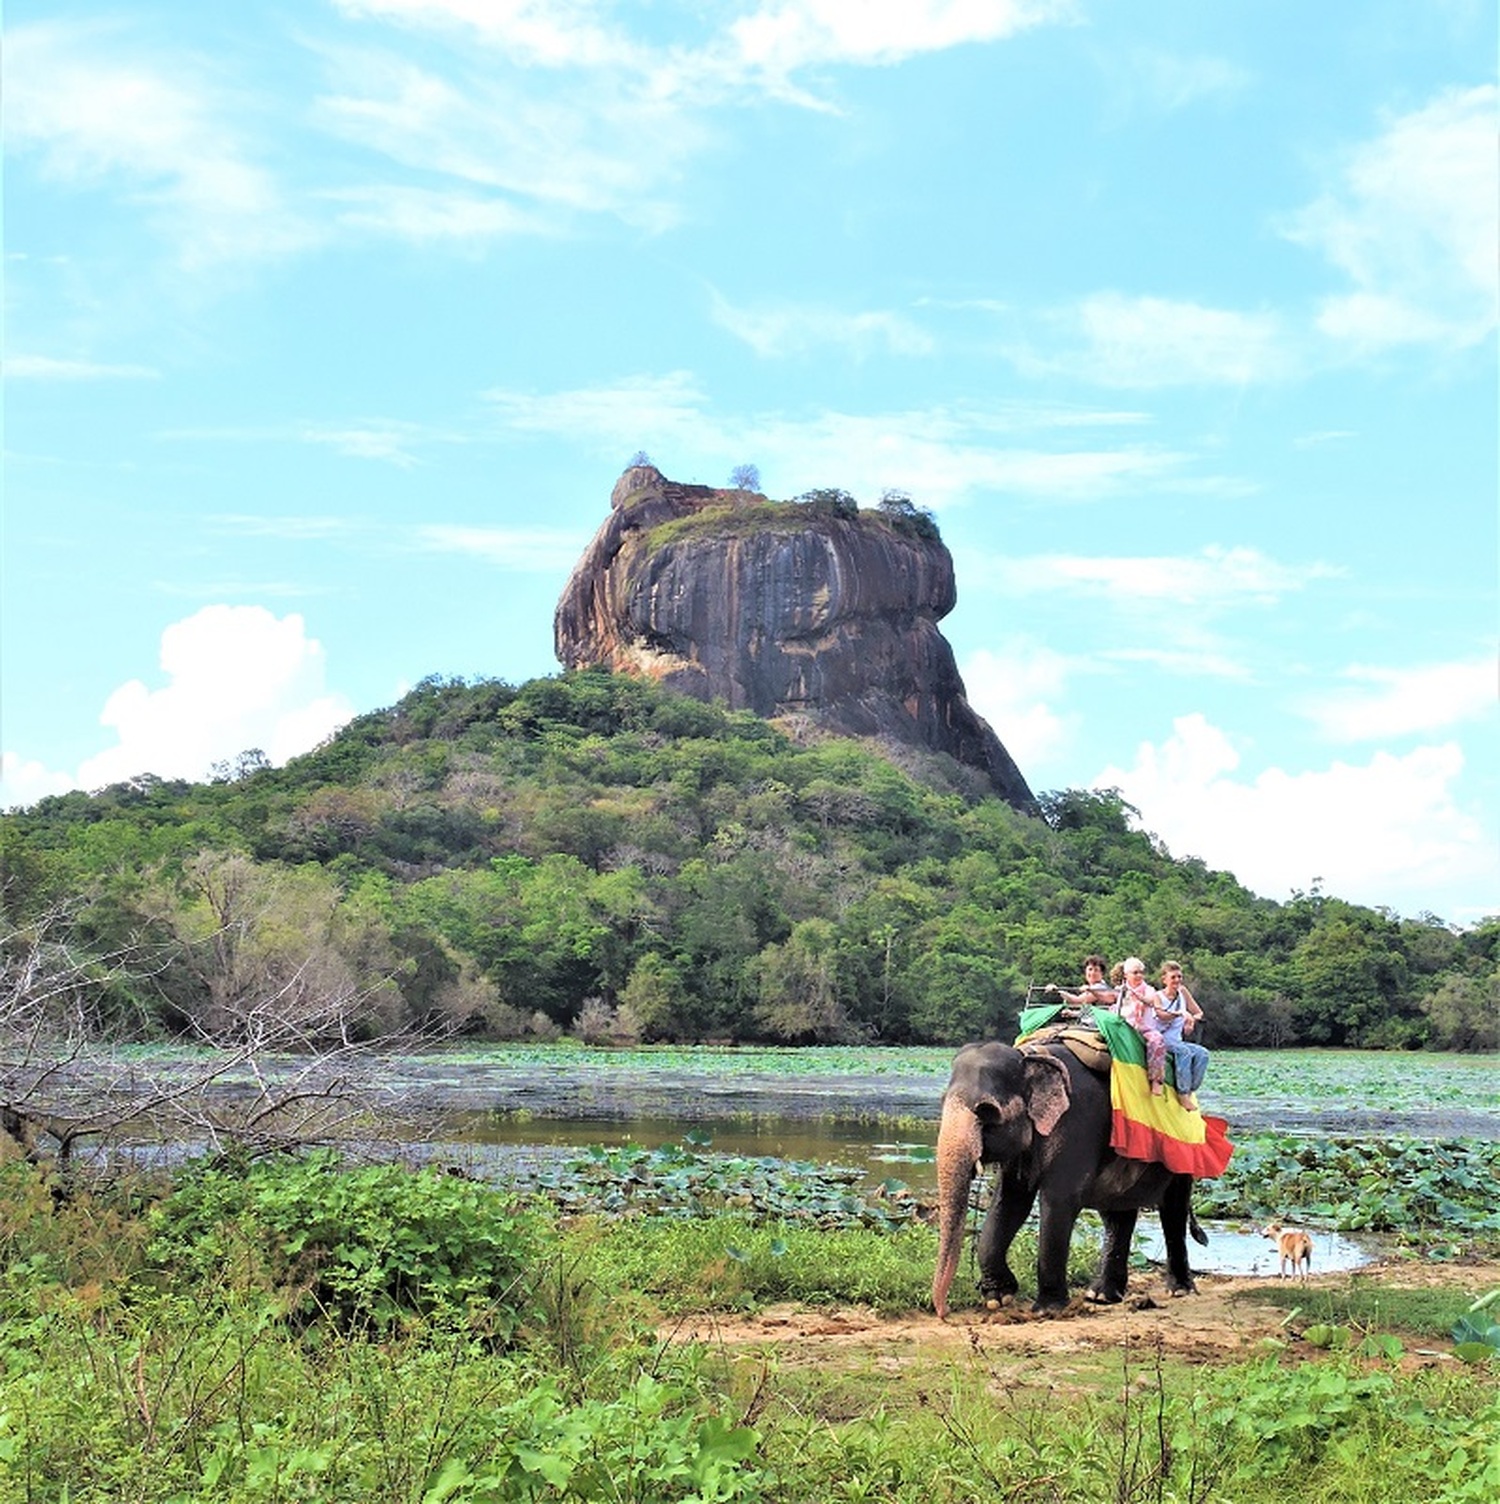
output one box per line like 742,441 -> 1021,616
664,1258 -> 1500,1371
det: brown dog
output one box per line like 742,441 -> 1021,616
1260,1222 -> 1313,1278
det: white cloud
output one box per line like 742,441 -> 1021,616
1015,294 -> 1293,389
311,42 -> 697,233
1096,712 -> 1498,920
710,292 -> 935,358
1286,83 -> 1499,351
332,1 -> 638,71
1,608 -> 355,809
1300,657 -> 1497,742
483,371 -> 711,448
6,22 -> 312,268
203,511 -> 585,573
1111,48 -> 1251,113
482,373 -> 1201,505
415,525 -> 587,572
68,607 -> 354,791
1102,646 -> 1252,681
961,640 -> 1075,768
0,753 -> 77,812
299,420 -> 429,467
3,355 -> 158,381
728,0 -> 1068,76
982,544 -> 1339,605
323,185 -> 554,243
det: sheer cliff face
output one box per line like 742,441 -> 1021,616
554,466 -> 1035,809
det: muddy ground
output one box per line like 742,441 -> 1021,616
665,1258 -> 1500,1374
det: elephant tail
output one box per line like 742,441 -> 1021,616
932,1093 -> 985,1320
1189,1208 -> 1208,1246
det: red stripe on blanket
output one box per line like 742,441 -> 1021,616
1110,1108 -> 1234,1178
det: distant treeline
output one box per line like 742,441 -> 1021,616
2,671 -> 1494,1051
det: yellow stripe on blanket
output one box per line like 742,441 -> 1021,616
1092,1009 -> 1234,1178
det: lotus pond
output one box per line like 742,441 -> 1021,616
100,1042 -> 1500,1262
403,1044 -> 1498,1265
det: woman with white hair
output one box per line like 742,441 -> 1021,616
1117,956 -> 1168,1097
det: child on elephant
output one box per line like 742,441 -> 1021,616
1117,956 -> 1168,1096
1155,961 -> 1209,1112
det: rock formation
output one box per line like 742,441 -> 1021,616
554,465 -> 1035,809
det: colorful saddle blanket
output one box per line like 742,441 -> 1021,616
1015,1003 -> 1233,1179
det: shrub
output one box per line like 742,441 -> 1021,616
146,1152 -> 544,1338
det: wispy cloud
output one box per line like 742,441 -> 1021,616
299,420 -> 432,467
710,291 -> 935,358
414,524 -> 586,572
322,184 -> 556,243
9,4 -> 1079,270
3,354 -> 158,381
162,418 -> 458,466
209,514 -> 368,542
1299,657 -> 1497,742
480,373 -> 1210,505
208,511 -> 584,574
483,371 -> 711,446
1102,646 -> 1253,681
309,37 -> 700,235
1012,294 -> 1293,388
727,0 -> 1072,81
6,21 -> 314,268
1292,429 -> 1356,450
1111,47 -> 1252,113
982,545 -> 1341,605
332,1 -> 647,72
1285,83 -> 1499,352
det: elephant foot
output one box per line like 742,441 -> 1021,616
984,1293 -> 1014,1311
1085,1286 -> 1124,1305
1164,1280 -> 1197,1299
1031,1293 -> 1071,1314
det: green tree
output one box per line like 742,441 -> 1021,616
619,953 -> 691,1041
753,919 -> 855,1042
1420,969 -> 1500,1050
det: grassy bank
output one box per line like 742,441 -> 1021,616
2,1155 -> 1496,1503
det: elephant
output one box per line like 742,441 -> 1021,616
932,1039 -> 1205,1317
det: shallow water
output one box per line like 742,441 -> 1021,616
1142,1222 -> 1375,1275
438,1115 -> 1384,1276
452,1111 -> 926,1178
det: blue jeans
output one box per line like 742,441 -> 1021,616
1168,1041 -> 1209,1093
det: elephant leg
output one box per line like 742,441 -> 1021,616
1158,1177 -> 1198,1297
1034,1195 -> 1082,1311
1089,1210 -> 1137,1303
975,1170 -> 1036,1306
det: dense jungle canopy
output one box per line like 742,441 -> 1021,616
2,670 -> 1494,1051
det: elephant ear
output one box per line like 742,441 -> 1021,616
1022,1051 -> 1071,1137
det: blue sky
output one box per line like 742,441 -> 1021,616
3,1 -> 1495,926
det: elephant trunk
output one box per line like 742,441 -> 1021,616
932,1093 -> 984,1319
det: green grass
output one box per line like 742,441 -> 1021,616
1233,1275 -> 1484,1342
2,1162 -> 1496,1504
559,1215 -> 1103,1317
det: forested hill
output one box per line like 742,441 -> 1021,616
2,671 -> 1494,1051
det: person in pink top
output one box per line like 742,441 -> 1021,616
1117,956 -> 1168,1096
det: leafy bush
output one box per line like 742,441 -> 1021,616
146,1153 -> 543,1337
795,486 -> 859,519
